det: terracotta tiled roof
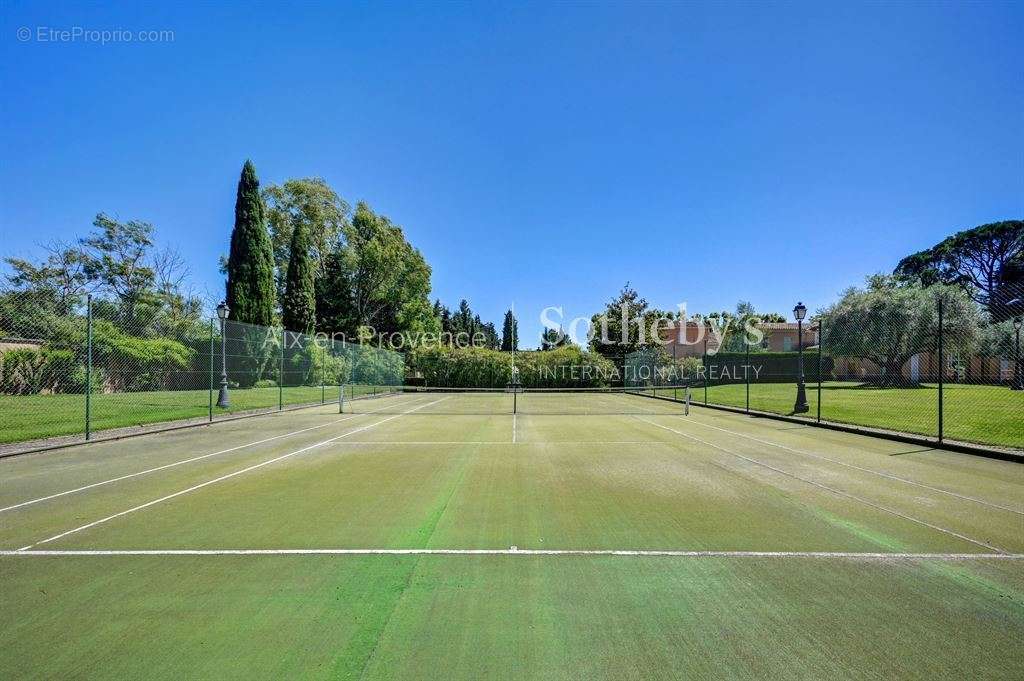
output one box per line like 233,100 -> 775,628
663,321 -> 817,331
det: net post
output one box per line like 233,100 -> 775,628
339,383 -> 345,414
208,318 -> 215,422
85,294 -> 93,441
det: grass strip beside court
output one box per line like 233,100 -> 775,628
694,381 -> 1023,449
0,384 -> 392,445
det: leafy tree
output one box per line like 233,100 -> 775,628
541,326 -> 570,350
894,220 -> 1023,314
264,178 -> 349,300
501,310 -> 518,351
79,214 -> 158,327
343,202 -> 432,335
282,221 -> 316,334
989,262 -> 1024,322
395,297 -> 442,344
315,250 -> 356,334
225,160 -> 275,326
820,275 -> 979,386
4,240 -> 90,315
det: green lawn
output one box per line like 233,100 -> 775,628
1,399 -> 1022,678
0,384 -> 393,445
673,381 -> 1023,450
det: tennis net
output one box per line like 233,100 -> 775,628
339,385 -> 694,415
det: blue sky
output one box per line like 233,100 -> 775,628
2,1 -> 1021,348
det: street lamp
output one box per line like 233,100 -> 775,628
216,301 -> 230,408
793,301 -> 809,413
1013,316 -> 1023,391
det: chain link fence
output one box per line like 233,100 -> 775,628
0,291 -> 403,454
3,282 -> 1022,454
625,281 -> 1023,452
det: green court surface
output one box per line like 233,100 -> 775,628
2,391 -> 1022,679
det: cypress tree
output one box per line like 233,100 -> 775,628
282,220 -> 316,334
501,310 -> 518,351
225,160 -> 275,326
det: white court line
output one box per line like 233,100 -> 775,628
1,548 -> 1020,559
636,417 -> 1010,554
332,441 -> 661,445
683,415 -> 1023,515
16,396 -> 449,552
512,413 -> 517,443
0,395 -> 421,514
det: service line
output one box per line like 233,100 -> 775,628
1,396 -> 420,514
636,416 -> 1009,554
684,414 -> 1023,515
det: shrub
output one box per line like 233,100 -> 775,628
90,320 -> 195,391
409,345 -> 615,388
0,347 -> 86,394
704,352 -> 835,384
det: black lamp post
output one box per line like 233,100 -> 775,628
216,301 -> 230,408
793,301 -> 809,413
1013,316 -> 1023,391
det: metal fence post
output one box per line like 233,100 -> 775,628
320,343 -> 326,405
85,294 -> 93,441
745,342 -> 750,413
703,336 -> 708,405
816,320 -> 823,423
208,318 -> 215,422
279,330 -> 284,411
937,298 -> 944,443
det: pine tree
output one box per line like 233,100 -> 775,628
482,322 -> 500,349
501,310 -> 518,351
225,160 -> 275,326
541,326 -> 569,350
456,300 -> 473,335
282,220 -> 316,334
440,305 -> 452,335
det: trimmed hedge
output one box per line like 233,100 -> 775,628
703,351 -> 834,384
409,345 -> 615,388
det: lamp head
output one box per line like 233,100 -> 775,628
793,301 -> 807,322
217,301 -> 230,321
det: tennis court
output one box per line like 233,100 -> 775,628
2,390 -> 1022,679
